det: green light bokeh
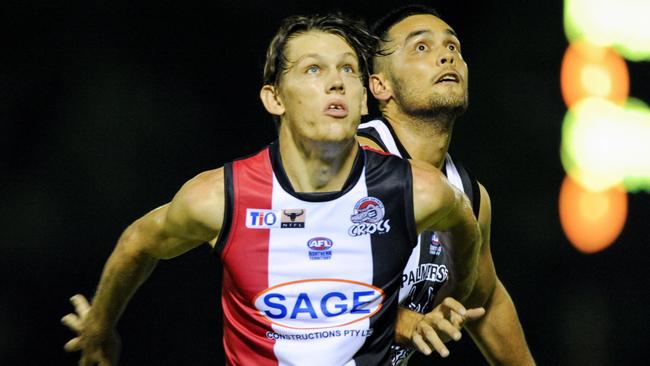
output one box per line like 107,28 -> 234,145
564,0 -> 650,61
561,97 -> 650,192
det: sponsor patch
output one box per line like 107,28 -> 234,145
401,263 -> 448,287
246,209 -> 280,229
348,197 -> 391,236
307,237 -> 333,260
254,279 -> 384,329
281,209 -> 306,228
429,232 -> 442,256
350,197 -> 385,224
265,328 -> 374,340
246,208 -> 307,229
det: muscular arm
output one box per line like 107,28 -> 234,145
360,133 -> 531,362
92,168 -> 223,324
357,135 -> 485,354
462,183 -> 534,365
411,160 -> 481,303
63,168 -> 224,365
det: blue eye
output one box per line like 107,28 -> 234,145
307,65 -> 320,74
342,65 -> 354,73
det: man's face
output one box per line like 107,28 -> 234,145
276,31 -> 367,143
383,14 -> 468,118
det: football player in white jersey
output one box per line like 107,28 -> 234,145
357,5 -> 534,365
61,12 -> 481,366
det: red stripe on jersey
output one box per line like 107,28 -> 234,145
361,145 -> 393,156
221,148 -> 277,365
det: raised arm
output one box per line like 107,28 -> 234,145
62,168 -> 224,366
411,159 -> 481,303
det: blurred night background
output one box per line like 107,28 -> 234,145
2,1 -> 649,365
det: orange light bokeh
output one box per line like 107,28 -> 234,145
560,40 -> 629,107
559,175 -> 628,253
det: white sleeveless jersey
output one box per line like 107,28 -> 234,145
358,119 -> 480,365
215,141 -> 418,366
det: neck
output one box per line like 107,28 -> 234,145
382,102 -> 455,169
278,126 -> 358,192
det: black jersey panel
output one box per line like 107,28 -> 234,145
357,125 -> 390,152
213,162 -> 234,256
354,150 -> 418,366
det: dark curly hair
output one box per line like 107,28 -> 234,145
371,4 -> 441,40
370,4 -> 442,74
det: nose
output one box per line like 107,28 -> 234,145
326,71 -> 345,94
438,49 -> 455,66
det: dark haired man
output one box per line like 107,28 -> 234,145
357,5 -> 535,365
61,13 -> 481,365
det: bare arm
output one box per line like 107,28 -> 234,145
357,136 -> 486,356
360,134 -> 531,362
411,160 -> 481,302
466,280 -> 534,365
62,168 -> 224,365
391,183 -> 533,363
462,183 -> 535,365
356,136 -> 485,354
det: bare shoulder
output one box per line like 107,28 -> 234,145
410,159 -> 454,204
409,160 -> 456,231
356,135 -> 383,150
166,167 -> 225,240
177,168 -> 224,202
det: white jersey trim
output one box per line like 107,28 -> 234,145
443,154 -> 464,193
358,120 -> 403,158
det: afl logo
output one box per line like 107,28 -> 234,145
307,237 -> 333,251
350,197 -> 385,224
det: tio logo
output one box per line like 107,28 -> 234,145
246,209 -> 279,229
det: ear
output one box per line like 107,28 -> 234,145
368,73 -> 392,102
361,87 -> 368,116
260,85 -> 285,116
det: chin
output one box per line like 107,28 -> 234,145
311,128 -> 357,146
321,131 -> 356,144
431,91 -> 467,110
322,119 -> 358,137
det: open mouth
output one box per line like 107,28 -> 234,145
324,100 -> 348,118
435,72 -> 460,84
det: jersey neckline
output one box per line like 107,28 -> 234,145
361,117 -> 454,179
268,140 -> 365,202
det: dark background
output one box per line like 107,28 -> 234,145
2,1 -> 649,365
